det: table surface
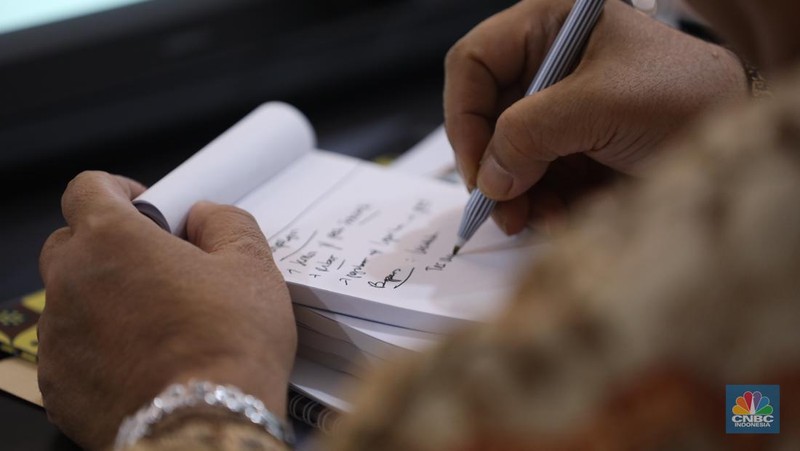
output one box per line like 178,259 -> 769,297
0,73 -> 445,449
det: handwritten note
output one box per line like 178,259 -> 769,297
238,152 -> 544,333
134,104 -> 542,334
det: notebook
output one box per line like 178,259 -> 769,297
136,102 -> 544,334
0,109 -> 544,433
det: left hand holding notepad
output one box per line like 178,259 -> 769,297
38,171 -> 296,450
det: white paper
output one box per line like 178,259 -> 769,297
391,125 -> 458,180
238,151 -> 545,333
297,324 -> 381,370
290,357 -> 356,413
134,102 -> 316,234
295,306 -> 438,361
130,104 -> 548,412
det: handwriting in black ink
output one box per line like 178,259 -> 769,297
315,255 -> 337,272
377,223 -> 406,246
358,210 -> 381,226
290,251 -> 316,267
413,199 -> 431,215
270,229 -> 300,253
368,268 -> 403,289
393,267 -> 415,289
327,227 -> 344,240
425,253 -> 455,271
340,204 -> 372,226
425,262 -> 446,272
409,233 -> 438,255
346,258 -> 368,279
379,231 -> 397,246
318,241 -> 343,251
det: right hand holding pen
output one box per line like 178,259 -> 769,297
445,0 -> 746,234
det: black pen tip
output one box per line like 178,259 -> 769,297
452,246 -> 460,256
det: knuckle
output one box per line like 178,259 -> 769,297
63,171 -> 112,208
234,227 -> 270,258
65,170 -> 108,193
445,37 -> 468,69
495,109 -> 522,136
238,238 -> 271,262
81,212 -> 120,237
495,112 -> 532,165
446,33 -> 487,73
39,230 -> 74,289
42,229 -> 62,249
223,205 -> 257,224
497,105 -> 561,165
217,205 -> 261,232
197,203 -> 255,228
446,13 -> 501,69
200,205 -> 270,257
40,228 -> 69,262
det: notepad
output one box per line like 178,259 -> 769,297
136,103 -> 544,333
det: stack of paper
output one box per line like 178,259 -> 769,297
134,103 -> 545,416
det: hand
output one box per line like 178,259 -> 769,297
38,171 -> 296,450
445,0 -> 746,233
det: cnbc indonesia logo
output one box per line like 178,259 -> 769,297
727,385 -> 780,434
732,391 -> 773,425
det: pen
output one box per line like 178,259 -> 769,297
453,0 -> 606,255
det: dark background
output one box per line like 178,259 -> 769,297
0,0 -> 513,448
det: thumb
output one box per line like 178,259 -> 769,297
185,201 -> 271,260
476,79 -> 598,201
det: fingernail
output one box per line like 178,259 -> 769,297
477,156 -> 513,198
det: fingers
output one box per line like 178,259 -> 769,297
61,171 -> 148,228
444,0 -> 573,187
46,171 -> 151,282
491,155 -> 619,235
186,201 -> 272,261
116,175 -> 148,199
39,227 -> 72,284
476,78 -> 599,201
491,196 -> 531,235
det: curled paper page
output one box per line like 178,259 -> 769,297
134,102 -> 316,235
